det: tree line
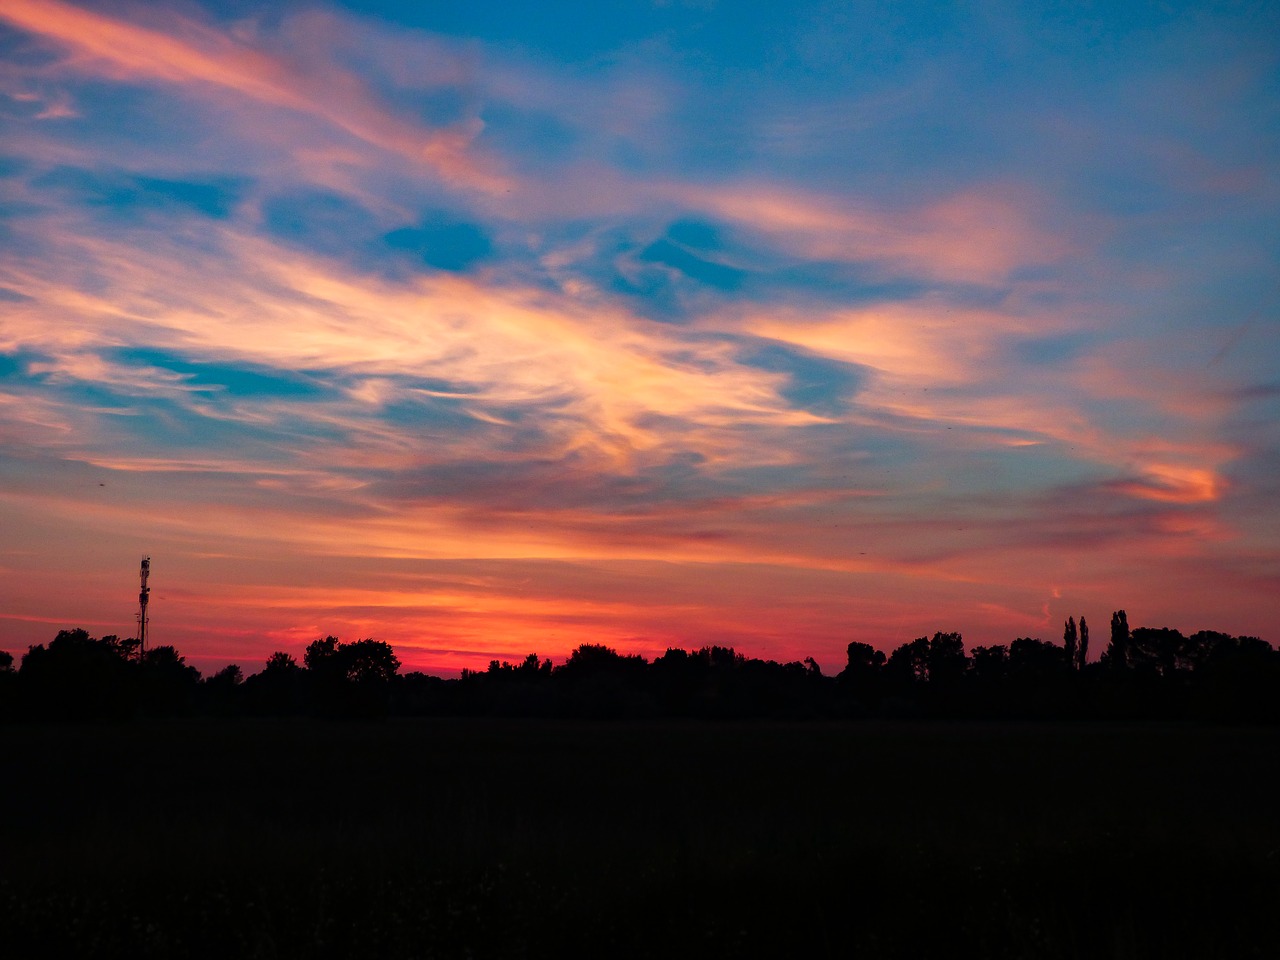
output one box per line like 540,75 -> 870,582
1,611 -> 1276,721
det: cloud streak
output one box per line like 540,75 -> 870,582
0,0 -> 509,191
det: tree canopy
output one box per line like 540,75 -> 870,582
2,612 -> 1277,722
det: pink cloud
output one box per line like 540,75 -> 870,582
665,180 -> 1078,284
1109,464 -> 1222,504
0,0 -> 509,192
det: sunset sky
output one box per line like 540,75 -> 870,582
1,0 -> 1277,676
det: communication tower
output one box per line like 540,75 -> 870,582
137,556 -> 151,657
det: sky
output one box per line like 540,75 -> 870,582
1,0 -> 1277,676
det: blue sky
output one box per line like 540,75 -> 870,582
1,0 -> 1277,674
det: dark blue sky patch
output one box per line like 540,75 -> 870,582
32,167 -> 244,219
369,377 -> 562,447
1014,333 -> 1094,365
383,218 -> 492,272
591,224 -> 751,323
43,379 -> 140,413
1228,382 -> 1280,402
0,351 -> 29,378
0,200 -> 51,221
261,189 -> 381,257
368,448 -> 716,511
0,155 -> 28,179
756,262 -> 929,304
131,175 -> 242,218
637,237 -> 745,291
738,339 -> 865,416
629,218 -> 746,293
379,393 -> 488,433
666,219 -> 724,251
111,348 -> 327,399
605,268 -> 686,322
0,286 -> 32,303
713,462 -> 825,497
474,100 -> 580,169
366,458 -> 558,506
102,396 -> 315,452
639,221 -> 965,309
626,449 -> 718,505
352,0 -> 720,63
404,88 -> 473,128
58,372 -> 368,455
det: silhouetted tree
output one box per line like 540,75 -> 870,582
927,632 -> 967,687
1128,627 -> 1188,678
456,652 -> 554,715
340,639 -> 400,685
1105,610 -> 1130,669
1169,630 -> 1219,674
554,643 -> 651,717
303,635 -> 344,713
969,645 -> 1009,683
394,670 -> 451,715
304,636 -> 341,672
966,645 -> 1010,715
0,649 -> 15,720
304,636 -> 400,716
244,651 -> 306,715
469,653 -> 552,683
881,633 -> 967,714
211,664 -> 244,685
843,642 -> 885,678
1195,634 -> 1280,721
1008,638 -> 1068,679
706,646 -> 746,672
265,651 -> 300,672
742,654 -> 832,717
516,653 -> 552,679
839,641 -> 886,709
0,655 -> 12,721
201,664 -> 244,715
556,643 -> 648,679
19,628 -> 137,718
885,636 -> 930,690
1000,638 -> 1073,716
4,613 -> 1275,724
139,645 -> 201,715
103,634 -> 141,661
650,647 -> 709,714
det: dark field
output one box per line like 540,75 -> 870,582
3,720 -> 1277,958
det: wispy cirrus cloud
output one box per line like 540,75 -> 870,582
665,181 -> 1080,286
0,0 -> 509,191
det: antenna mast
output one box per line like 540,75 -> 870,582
137,556 -> 151,657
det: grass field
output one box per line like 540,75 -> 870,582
2,719 -> 1277,958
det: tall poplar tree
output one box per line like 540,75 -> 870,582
1107,610 -> 1130,668
1063,617 -> 1078,670
1078,617 -> 1089,670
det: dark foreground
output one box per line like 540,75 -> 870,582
2,720 -> 1277,959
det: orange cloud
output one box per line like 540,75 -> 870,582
2,217 -> 829,475
727,291 -> 1245,514
1113,464 -> 1221,504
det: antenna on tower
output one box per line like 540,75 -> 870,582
137,556 -> 151,658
